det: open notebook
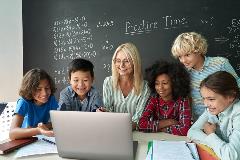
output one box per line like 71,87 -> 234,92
146,140 -> 199,160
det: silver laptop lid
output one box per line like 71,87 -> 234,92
50,111 -> 133,160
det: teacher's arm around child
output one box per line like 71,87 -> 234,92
188,71 -> 240,160
138,61 -> 191,136
9,68 -> 58,140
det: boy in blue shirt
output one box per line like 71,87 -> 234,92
59,58 -> 103,111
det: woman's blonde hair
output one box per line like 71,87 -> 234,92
111,42 -> 143,95
171,32 -> 208,58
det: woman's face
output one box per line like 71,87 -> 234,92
155,74 -> 173,101
33,79 -> 51,105
114,51 -> 133,76
200,86 -> 234,115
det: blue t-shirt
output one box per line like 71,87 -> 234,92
15,95 -> 58,128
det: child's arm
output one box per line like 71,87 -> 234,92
138,97 -> 156,132
138,96 -> 178,132
158,119 -> 178,129
9,114 -> 40,140
37,122 -> 54,137
202,111 -> 240,160
9,114 -> 54,140
166,98 -> 192,136
187,111 -> 209,142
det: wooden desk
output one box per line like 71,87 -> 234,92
0,131 -> 188,160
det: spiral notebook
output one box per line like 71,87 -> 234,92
146,140 -> 199,160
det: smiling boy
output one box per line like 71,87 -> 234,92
58,58 -> 103,112
171,32 -> 240,121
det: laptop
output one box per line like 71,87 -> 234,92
50,111 -> 136,160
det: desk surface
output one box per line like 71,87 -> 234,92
0,131 -> 188,160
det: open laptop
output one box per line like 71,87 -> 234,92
50,111 -> 136,160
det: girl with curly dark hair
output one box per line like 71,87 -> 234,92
138,60 -> 191,136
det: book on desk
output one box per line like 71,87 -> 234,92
196,143 -> 220,160
0,137 -> 38,154
146,140 -> 220,160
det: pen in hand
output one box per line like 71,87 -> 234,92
42,138 -> 56,145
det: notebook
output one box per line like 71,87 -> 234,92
50,111 -> 136,160
196,143 -> 220,160
146,140 -> 199,160
0,137 -> 38,154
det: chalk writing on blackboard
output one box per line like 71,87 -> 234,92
50,15 -> 240,85
162,16 -> 189,30
96,20 -> 114,28
53,16 -> 97,60
103,63 -> 111,73
125,19 -> 158,35
102,40 -> 114,51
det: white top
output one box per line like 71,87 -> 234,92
188,99 -> 240,160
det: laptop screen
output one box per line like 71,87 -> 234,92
50,111 -> 134,160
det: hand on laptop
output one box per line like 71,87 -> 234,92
37,122 -> 54,137
96,107 -> 108,112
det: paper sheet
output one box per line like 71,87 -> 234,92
147,140 -> 197,160
146,146 -> 152,160
187,143 -> 200,160
14,136 -> 57,158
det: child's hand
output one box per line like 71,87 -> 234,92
96,107 -> 108,112
37,123 -> 54,137
203,122 -> 216,135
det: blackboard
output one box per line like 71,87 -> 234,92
23,0 -> 240,99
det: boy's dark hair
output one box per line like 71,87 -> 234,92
68,58 -> 94,79
145,60 -> 190,100
19,68 -> 56,100
200,71 -> 240,98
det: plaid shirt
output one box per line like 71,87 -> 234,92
138,95 -> 191,136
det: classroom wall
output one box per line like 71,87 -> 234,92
0,0 -> 22,102
23,0 -> 240,99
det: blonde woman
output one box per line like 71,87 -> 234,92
171,32 -> 240,121
98,42 -> 150,130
